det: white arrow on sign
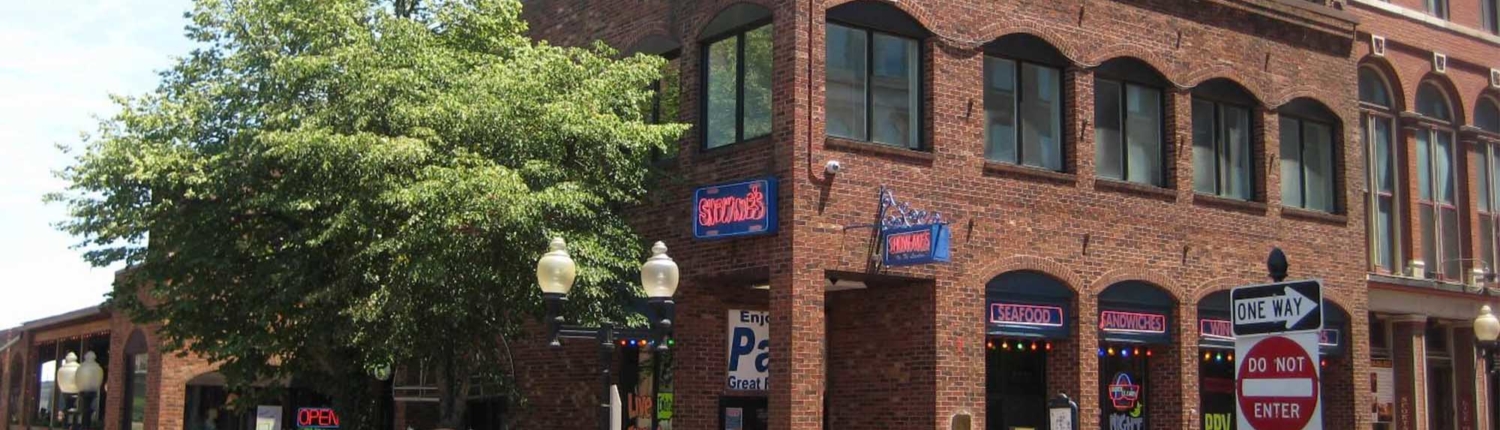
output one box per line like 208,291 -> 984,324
1234,286 -> 1317,329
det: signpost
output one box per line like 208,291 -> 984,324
1232,273 -> 1324,430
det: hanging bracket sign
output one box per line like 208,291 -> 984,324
876,186 -> 951,267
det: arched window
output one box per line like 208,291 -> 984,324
121,330 -> 148,430
1472,97 -> 1500,276
1414,81 -> 1461,280
1279,98 -> 1340,213
983,34 -> 1068,171
1478,97 -> 1500,133
701,4 -> 773,149
1359,68 -> 1393,109
1360,66 -> 1401,272
1094,58 -> 1169,186
985,271 -> 1074,430
825,1 -> 928,149
1192,78 -> 1259,201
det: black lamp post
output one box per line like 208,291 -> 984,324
535,238 -> 680,430
1268,247 -> 1289,283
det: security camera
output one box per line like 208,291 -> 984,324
825,160 -> 842,175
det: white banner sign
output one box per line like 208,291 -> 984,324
726,309 -> 769,390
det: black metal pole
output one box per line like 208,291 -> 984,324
599,324 -> 614,430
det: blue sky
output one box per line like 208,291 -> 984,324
0,0 -> 193,327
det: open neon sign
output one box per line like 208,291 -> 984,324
296,408 -> 339,429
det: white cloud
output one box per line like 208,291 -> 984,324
0,0 -> 193,327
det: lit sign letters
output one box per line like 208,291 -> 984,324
1200,319 -> 1233,340
1099,311 -> 1167,334
881,224 -> 951,267
693,178 -> 778,240
990,303 -> 1065,327
296,408 -> 339,429
1319,329 -> 1340,347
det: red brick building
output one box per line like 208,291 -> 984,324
0,303 -> 305,430
1350,0 -> 1500,430
491,1 -> 1432,430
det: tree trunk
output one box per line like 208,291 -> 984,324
434,352 -> 472,429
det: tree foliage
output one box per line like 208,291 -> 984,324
50,0 -> 686,427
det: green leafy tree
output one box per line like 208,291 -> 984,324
49,0 -> 687,427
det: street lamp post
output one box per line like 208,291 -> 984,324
56,353 -> 79,429
1474,305 -> 1500,373
76,352 -> 104,429
535,238 -> 680,430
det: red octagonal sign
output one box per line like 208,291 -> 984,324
1237,335 -> 1319,430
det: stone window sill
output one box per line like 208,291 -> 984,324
1193,194 -> 1269,215
1096,179 -> 1176,202
982,161 -> 1077,185
1281,206 -> 1348,225
825,137 -> 934,166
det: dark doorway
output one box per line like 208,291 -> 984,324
987,339 -> 1047,430
718,397 -> 768,430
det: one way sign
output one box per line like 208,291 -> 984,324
1231,280 -> 1323,336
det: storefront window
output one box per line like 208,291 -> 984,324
1197,291 -> 1235,430
986,271 -> 1073,430
1097,281 -> 1173,430
29,332 -> 110,430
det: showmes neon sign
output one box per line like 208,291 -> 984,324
693,178 -> 778,239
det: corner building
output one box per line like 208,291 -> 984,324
507,0 -> 1378,430
1350,0 -> 1500,430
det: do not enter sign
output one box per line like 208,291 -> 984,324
1236,334 -> 1321,430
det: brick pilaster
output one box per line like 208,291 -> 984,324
1393,315 -> 1428,430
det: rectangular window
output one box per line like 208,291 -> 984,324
984,57 -> 1062,170
1193,99 -> 1254,200
705,24 -> 773,149
1486,0 -> 1500,34
1095,79 -> 1163,186
1280,116 -> 1336,212
1366,114 -> 1400,272
1481,145 -> 1500,280
1418,129 -> 1462,279
1427,0 -> 1450,19
826,23 -> 920,149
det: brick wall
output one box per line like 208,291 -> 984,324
517,1 -> 1375,430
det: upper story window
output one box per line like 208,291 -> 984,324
983,34 -> 1067,171
826,1 -> 928,149
1360,67 -> 1402,273
1426,0 -> 1450,19
1192,79 -> 1259,201
1484,0 -> 1499,33
1279,99 -> 1340,213
701,4 -> 773,149
1477,97 -> 1500,133
1414,81 -> 1461,279
1094,58 -> 1168,187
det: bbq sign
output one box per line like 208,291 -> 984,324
693,178 -> 778,240
881,223 -> 951,266
296,408 -> 339,429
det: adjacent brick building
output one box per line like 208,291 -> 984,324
1350,1 -> 1500,430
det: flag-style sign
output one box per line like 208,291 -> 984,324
1231,280 -> 1323,337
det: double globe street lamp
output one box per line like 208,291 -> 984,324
535,238 -> 679,430
56,351 -> 105,429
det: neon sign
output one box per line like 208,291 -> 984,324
1319,329 -> 1339,347
1099,311 -> 1167,334
1199,319 -> 1233,340
693,178 -> 777,239
1107,373 -> 1141,411
296,408 -> 339,429
989,303 -> 1065,327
